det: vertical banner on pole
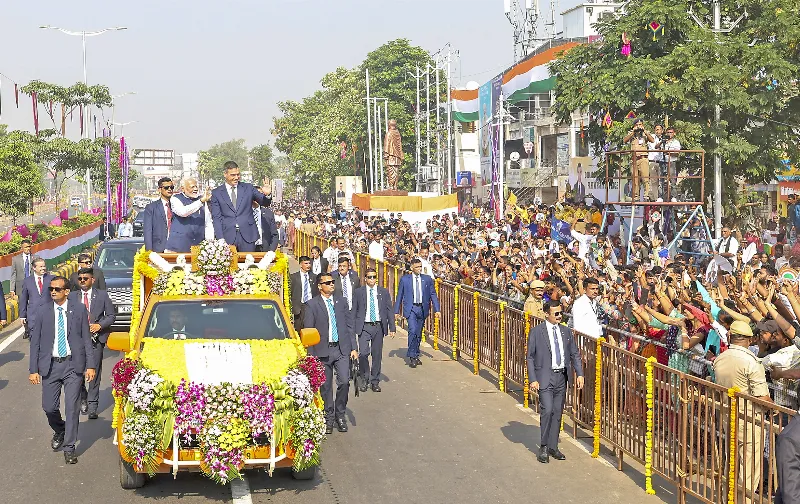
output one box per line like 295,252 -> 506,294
105,129 -> 111,221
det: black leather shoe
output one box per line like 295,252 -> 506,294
80,399 -> 88,415
371,383 -> 382,393
537,446 -> 549,464
63,451 -> 78,464
414,357 -> 422,366
359,381 -> 368,393
325,424 -> 334,435
336,418 -> 348,433
88,411 -> 99,420
548,449 -> 566,461
22,332 -> 30,340
51,431 -> 65,451
409,358 -> 417,368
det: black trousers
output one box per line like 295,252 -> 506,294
538,370 -> 567,450
319,345 -> 350,423
358,323 -> 384,385
80,341 -> 104,412
42,357 -> 83,452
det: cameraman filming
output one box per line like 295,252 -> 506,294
623,119 -> 655,201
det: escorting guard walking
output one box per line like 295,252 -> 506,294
304,273 -> 357,434
353,268 -> 395,392
527,300 -> 584,464
28,276 -> 96,465
394,258 -> 440,368
69,267 -> 115,419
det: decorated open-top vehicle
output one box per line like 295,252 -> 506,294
106,240 -> 325,489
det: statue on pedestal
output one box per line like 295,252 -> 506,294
383,119 -> 402,191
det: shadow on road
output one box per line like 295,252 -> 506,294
134,472 -> 233,501
78,417 -> 114,455
0,379 -> 7,391
248,466 -> 324,496
0,350 -> 24,368
501,420 -> 542,454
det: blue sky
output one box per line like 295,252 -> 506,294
0,0 -> 573,153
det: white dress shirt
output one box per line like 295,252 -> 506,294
170,194 -> 214,240
341,274 -> 353,309
300,272 -> 312,303
312,257 -> 323,275
52,300 -> 72,357
413,274 -> 423,304
253,207 -> 263,246
34,274 -> 45,295
545,320 -> 564,370
117,222 -> 134,238
717,236 -> 740,268
570,294 -> 602,339
419,258 -> 433,277
225,183 -> 239,209
570,229 -> 596,262
366,285 -> 381,322
368,240 -> 384,262
79,288 -> 93,312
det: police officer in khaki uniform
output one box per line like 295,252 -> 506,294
713,320 -> 772,501
524,280 -> 546,321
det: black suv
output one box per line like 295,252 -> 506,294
94,237 -> 143,330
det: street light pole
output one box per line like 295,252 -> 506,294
110,92 -> 136,136
39,25 -> 127,211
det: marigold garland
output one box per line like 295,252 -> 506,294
433,278 -> 440,351
645,356 -> 657,495
383,261 -> 388,288
727,386 -> 740,504
394,265 -> 399,299
499,302 -> 506,392
111,389 -> 122,429
524,312 -> 531,408
452,286 -> 459,360
591,336 -> 606,458
473,291 -> 480,375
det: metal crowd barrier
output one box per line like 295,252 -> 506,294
293,231 -> 791,503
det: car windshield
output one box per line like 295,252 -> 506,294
97,246 -> 137,270
144,300 -> 290,341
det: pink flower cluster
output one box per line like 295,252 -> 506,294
241,384 -> 275,438
111,358 -> 140,396
204,445 -> 244,483
205,274 -> 234,296
175,379 -> 207,443
296,356 -> 326,392
302,439 -> 315,459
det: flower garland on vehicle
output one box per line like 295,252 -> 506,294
199,417 -> 249,483
644,356 -> 656,495
111,358 -> 140,428
591,337 -> 605,458
195,239 -> 233,276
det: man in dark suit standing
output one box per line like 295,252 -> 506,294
253,201 -> 280,253
289,256 -> 317,331
209,161 -> 272,253
527,300 -> 584,463
143,177 -> 174,252
332,257 -> 360,312
10,238 -> 33,297
394,258 -> 440,368
98,217 -> 115,241
353,268 -> 395,392
310,246 -> 328,276
28,275 -> 95,465
303,273 -> 357,434
20,257 -> 53,339
777,415 -> 800,503
69,267 -> 115,419
69,253 -> 106,292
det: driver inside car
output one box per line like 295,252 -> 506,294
162,308 -> 190,339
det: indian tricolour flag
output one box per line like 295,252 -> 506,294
451,89 -> 479,123
501,42 -> 580,104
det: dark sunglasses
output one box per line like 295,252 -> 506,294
78,276 -> 92,282
160,185 -> 175,190
366,275 -> 377,279
79,260 -> 92,264
319,280 -> 334,285
552,312 -> 563,316
48,286 -> 66,292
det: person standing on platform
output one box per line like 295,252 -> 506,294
527,300 -> 584,464
28,275 -> 95,465
165,178 -> 213,253
303,273 -> 357,434
98,217 -> 115,241
209,162 -> 272,253
332,257 -> 360,311
353,268 -> 395,392
10,238 -> 34,297
116,216 -> 134,238
143,177 -> 174,253
394,258 -> 440,368
254,202 -> 279,252
290,256 -> 317,331
20,257 -> 53,340
570,277 -> 603,338
69,268 -> 115,419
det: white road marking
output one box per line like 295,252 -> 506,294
230,475 -> 253,504
514,403 -> 614,468
0,326 -> 25,354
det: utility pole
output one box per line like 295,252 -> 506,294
366,69 -> 373,193
415,66 -> 421,174
446,50 -> 453,195
689,0 -> 746,238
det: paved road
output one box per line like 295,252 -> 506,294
0,255 -> 670,504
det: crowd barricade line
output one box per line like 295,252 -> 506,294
292,230 -> 798,503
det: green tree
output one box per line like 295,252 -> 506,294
197,139 -> 249,183
19,81 -> 112,135
273,39 -> 442,195
249,143 -> 274,183
0,124 -> 8,139
549,0 -> 800,206
0,138 -> 46,223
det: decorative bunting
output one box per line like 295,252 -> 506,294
648,21 -> 664,41
621,32 -> 631,57
32,92 -> 39,135
79,104 -> 84,136
645,80 -> 651,99
49,100 -> 53,117
625,110 -> 637,119
61,104 -> 66,136
14,83 -> 18,108
602,110 -> 613,129
580,119 -> 585,146
0,79 -> 2,119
